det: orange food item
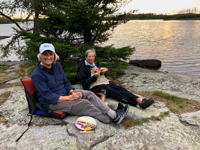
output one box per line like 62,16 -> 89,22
84,126 -> 91,130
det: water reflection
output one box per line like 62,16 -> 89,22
103,20 -> 200,74
0,22 -> 32,61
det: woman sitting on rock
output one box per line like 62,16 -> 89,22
31,43 -> 129,125
79,49 -> 154,109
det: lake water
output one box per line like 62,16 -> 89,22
1,20 -> 200,74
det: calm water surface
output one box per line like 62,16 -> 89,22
103,20 -> 200,74
1,20 -> 200,74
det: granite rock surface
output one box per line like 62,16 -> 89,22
119,70 -> 200,102
0,64 -> 200,150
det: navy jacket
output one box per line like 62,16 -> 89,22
32,62 -> 74,109
79,62 -> 102,90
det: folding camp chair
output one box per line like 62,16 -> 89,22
16,78 -> 68,142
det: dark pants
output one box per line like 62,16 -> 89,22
91,81 -> 139,106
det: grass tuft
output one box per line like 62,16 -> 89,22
0,73 -> 7,78
160,111 -> 169,117
0,65 -> 8,70
170,108 -> 178,113
122,116 -> 149,129
152,91 -> 183,105
12,82 -> 23,87
178,104 -> 185,108
122,111 -> 169,129
0,91 -> 11,106
150,116 -> 161,121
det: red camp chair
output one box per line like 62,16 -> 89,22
16,78 -> 68,142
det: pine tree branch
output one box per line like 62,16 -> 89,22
0,11 -> 23,31
22,12 -> 34,23
1,28 -> 33,58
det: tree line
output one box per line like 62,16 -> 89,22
177,7 -> 200,14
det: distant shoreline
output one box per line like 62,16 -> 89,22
1,13 -> 200,25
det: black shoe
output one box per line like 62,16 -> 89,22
116,102 -> 124,112
113,104 -> 130,125
139,97 -> 154,109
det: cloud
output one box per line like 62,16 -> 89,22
193,0 -> 200,6
120,0 -> 199,14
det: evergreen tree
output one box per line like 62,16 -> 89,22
1,0 -> 136,81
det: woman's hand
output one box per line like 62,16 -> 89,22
95,71 -> 100,77
70,93 -> 79,100
69,89 -> 74,94
72,92 -> 82,99
100,72 -> 105,75
57,92 -> 82,102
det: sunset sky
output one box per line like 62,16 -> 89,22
121,0 -> 200,14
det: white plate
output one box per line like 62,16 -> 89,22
75,116 -> 97,131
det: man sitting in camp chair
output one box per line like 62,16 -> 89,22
31,43 -> 130,125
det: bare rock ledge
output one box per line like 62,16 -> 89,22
0,82 -> 200,149
1,62 -> 200,150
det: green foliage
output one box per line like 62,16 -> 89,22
178,104 -> 185,108
1,0 -> 135,82
16,69 -> 26,77
94,45 -> 135,76
34,0 -> 133,45
12,82 -> 23,87
123,116 -> 149,128
0,66 -> 8,70
0,91 -> 11,106
27,64 -> 37,77
152,91 -> 185,106
150,116 -> 161,121
160,111 -> 169,117
150,112 -> 169,121
170,108 -> 178,114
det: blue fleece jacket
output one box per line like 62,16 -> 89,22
31,62 -> 74,109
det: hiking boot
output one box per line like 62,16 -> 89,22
139,97 -> 154,109
116,102 -> 129,113
113,104 -> 130,125
116,102 -> 124,112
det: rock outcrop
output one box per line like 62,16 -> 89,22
119,71 -> 200,102
1,62 -> 200,150
129,59 -> 162,68
0,82 -> 200,149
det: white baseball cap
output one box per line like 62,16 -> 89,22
39,43 -> 55,53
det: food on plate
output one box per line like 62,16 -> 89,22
95,67 -> 108,72
76,116 -> 96,130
